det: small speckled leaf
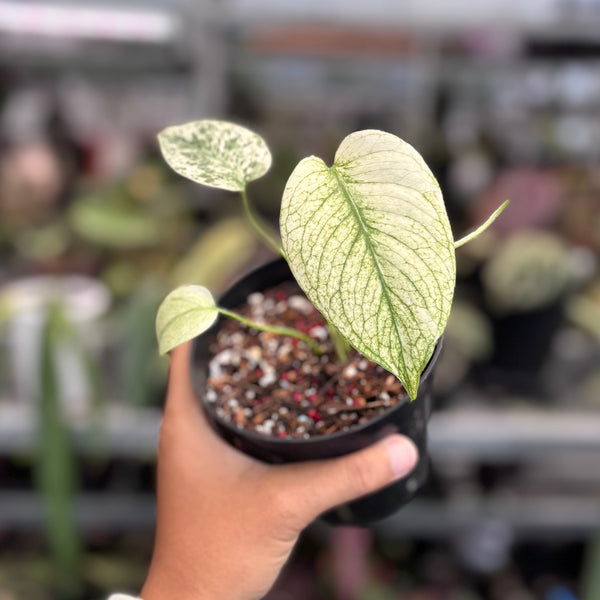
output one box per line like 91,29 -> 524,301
157,120 -> 272,192
156,285 -> 219,355
280,130 -> 456,399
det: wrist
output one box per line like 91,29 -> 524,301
141,560 -> 215,600
141,560 -> 266,600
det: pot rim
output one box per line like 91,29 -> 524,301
192,259 -> 443,446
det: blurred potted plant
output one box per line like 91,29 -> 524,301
0,277 -> 111,598
154,120 -> 507,524
1,275 -> 110,418
481,229 -> 574,378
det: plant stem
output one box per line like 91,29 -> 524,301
454,200 -> 510,249
327,322 -> 350,362
240,188 -> 285,257
218,307 -> 322,355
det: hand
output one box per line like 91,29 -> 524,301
140,342 -> 418,600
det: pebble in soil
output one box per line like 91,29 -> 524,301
206,281 -> 407,440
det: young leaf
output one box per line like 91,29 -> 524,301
280,130 -> 455,400
158,120 -> 272,192
156,285 -> 219,355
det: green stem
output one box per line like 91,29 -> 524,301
240,188 -> 285,257
218,307 -> 322,355
454,200 -> 510,249
327,322 -> 350,362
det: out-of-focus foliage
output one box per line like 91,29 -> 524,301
36,306 -> 83,598
482,230 -> 573,314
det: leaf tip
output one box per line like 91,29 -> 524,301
157,337 -> 175,357
404,379 -> 419,402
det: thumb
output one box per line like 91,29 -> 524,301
274,435 -> 419,527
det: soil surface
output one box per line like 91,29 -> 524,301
206,281 -> 407,439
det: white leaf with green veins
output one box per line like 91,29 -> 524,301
156,285 -> 219,355
280,130 -> 456,400
158,120 -> 272,192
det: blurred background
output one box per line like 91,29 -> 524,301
1,0 -> 600,598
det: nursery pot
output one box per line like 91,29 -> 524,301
190,259 -> 442,526
490,301 -> 564,372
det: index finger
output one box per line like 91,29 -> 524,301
164,341 -> 202,416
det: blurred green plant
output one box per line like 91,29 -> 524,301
69,200 -> 166,249
168,217 -> 257,292
482,230 -> 573,314
582,527 -> 600,600
566,282 -> 600,340
119,280 -> 167,407
6,295 -> 107,598
12,221 -> 71,262
446,298 -> 493,362
0,553 -> 148,599
36,304 -> 83,598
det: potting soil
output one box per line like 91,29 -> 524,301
206,282 -> 408,439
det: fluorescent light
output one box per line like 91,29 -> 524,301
0,1 -> 181,43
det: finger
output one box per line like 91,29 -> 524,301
162,342 -> 247,456
271,435 -> 418,527
164,341 -> 201,416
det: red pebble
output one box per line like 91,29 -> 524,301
326,388 -> 335,397
280,372 -> 289,381
293,392 -> 302,403
256,368 -> 264,377
275,290 -> 287,302
307,408 -> 322,422
294,319 -> 307,332
277,431 -> 287,439
308,393 -> 318,402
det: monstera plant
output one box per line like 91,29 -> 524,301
156,120 -> 505,400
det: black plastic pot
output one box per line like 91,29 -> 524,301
190,259 -> 442,526
490,302 -> 564,372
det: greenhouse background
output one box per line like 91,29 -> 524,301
1,0 -> 600,598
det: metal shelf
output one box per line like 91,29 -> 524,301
374,495 -> 600,540
0,491 -> 155,533
428,407 -> 600,459
1,402 -> 599,458
0,401 -> 600,460
1,401 -> 599,538
1,490 -> 598,540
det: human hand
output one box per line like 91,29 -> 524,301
140,342 -> 418,600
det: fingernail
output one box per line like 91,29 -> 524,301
385,436 -> 418,479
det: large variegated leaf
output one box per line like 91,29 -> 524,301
280,130 -> 455,399
156,285 -> 219,355
158,120 -> 271,192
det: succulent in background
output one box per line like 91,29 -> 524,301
482,230 -> 573,314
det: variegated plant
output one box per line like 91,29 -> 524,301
155,120 -> 507,400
